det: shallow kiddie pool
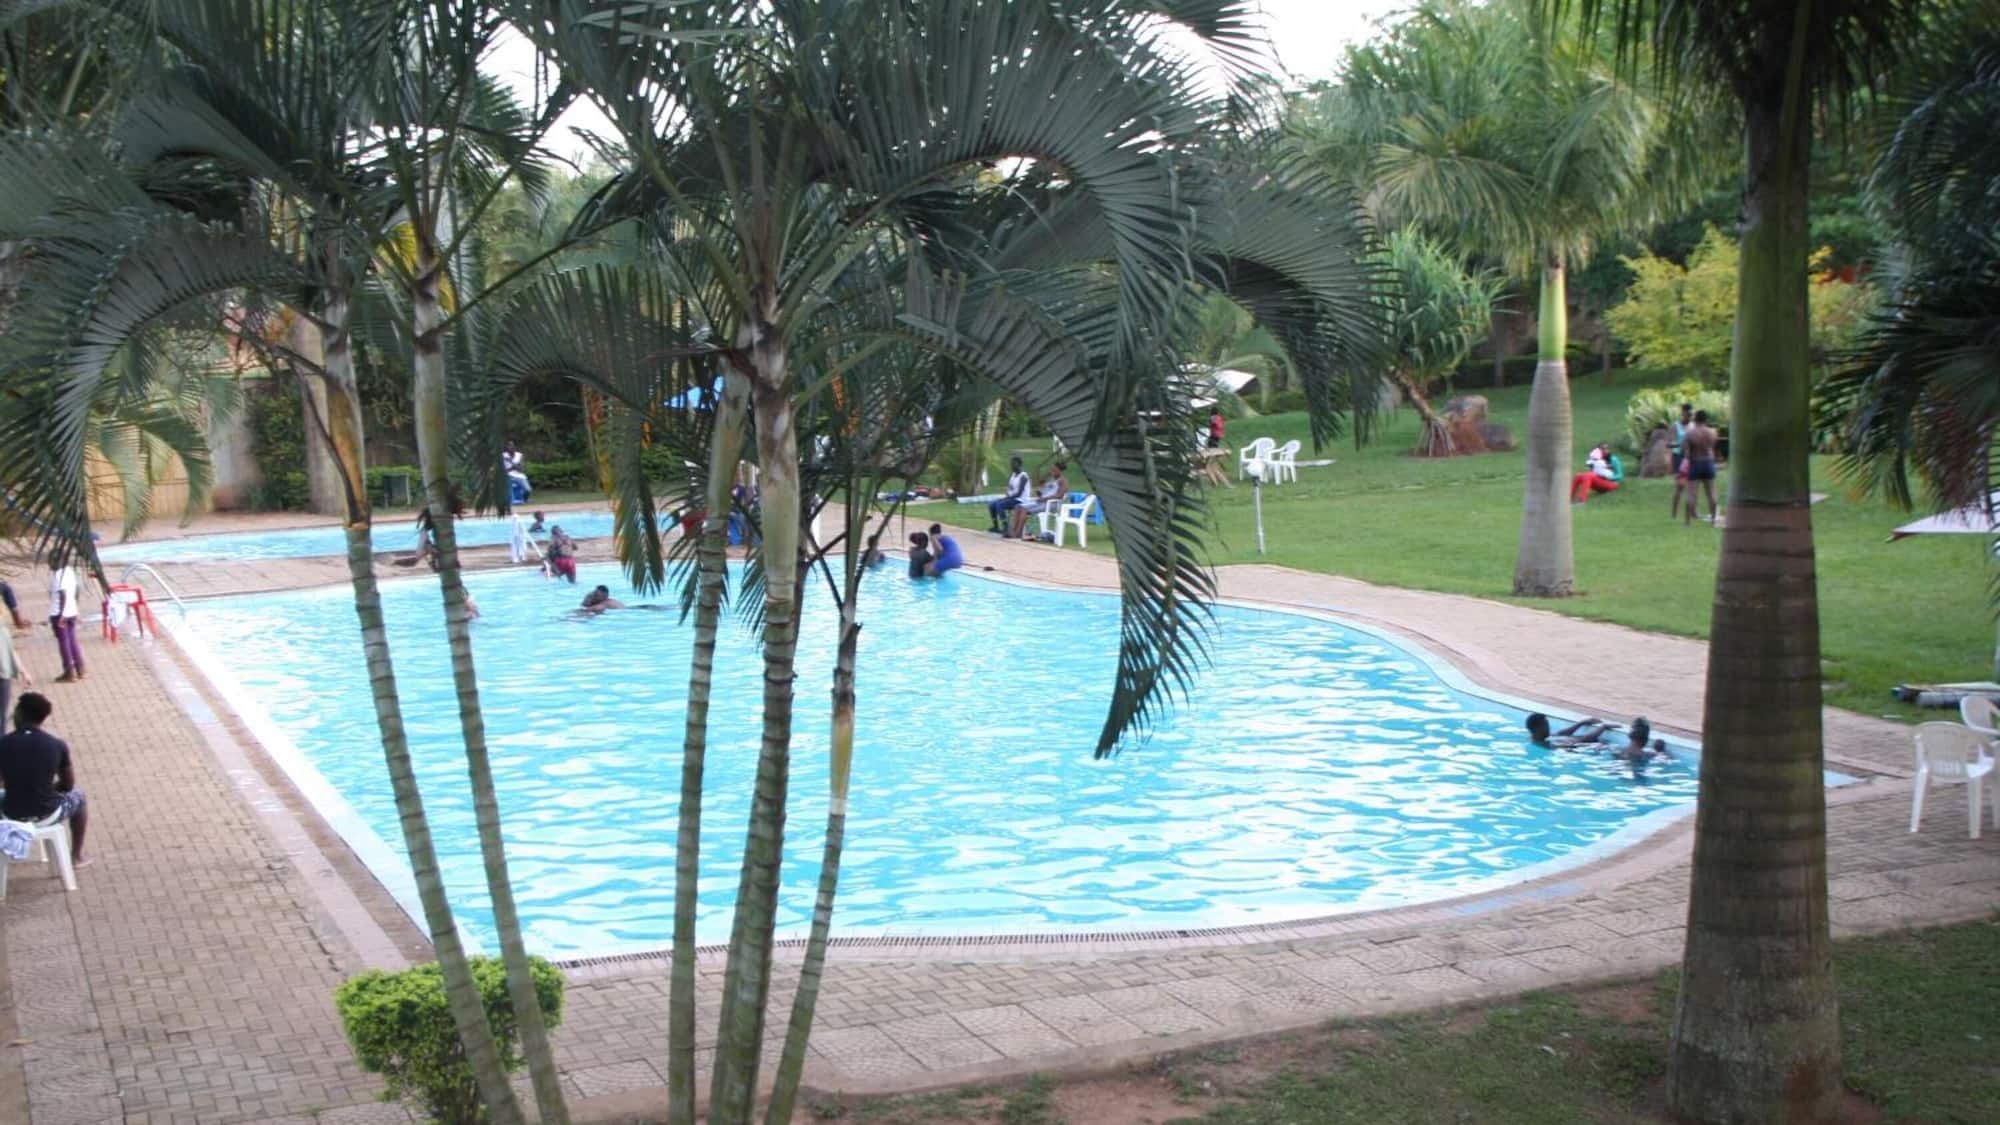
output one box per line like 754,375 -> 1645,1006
171,563 -> 1718,959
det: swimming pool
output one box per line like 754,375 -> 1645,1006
99,510 -> 633,563
172,565 -> 1707,959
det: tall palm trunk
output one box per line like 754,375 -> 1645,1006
1667,40 -> 1840,1122
312,276 -> 525,1124
410,240 -> 570,1125
709,349 -> 803,1122
1512,257 -> 1574,596
666,371 -> 750,1125
765,505 -> 868,1125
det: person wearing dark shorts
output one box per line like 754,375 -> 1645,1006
906,531 -> 934,579
1681,410 -> 1721,525
0,692 -> 89,865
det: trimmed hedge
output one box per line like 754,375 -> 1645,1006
334,956 -> 564,1124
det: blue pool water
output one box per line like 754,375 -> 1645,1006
173,565 -> 1704,958
100,510 -> 631,563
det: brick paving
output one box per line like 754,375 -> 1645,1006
1,510 -> 1995,1123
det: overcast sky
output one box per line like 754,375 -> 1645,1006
492,1 -> 1410,163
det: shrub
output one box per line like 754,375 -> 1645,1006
334,956 -> 564,1124
1623,379 -> 1730,453
1606,225 -> 1874,388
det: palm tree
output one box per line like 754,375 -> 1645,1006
1380,229 -> 1506,456
515,3 -> 1387,1119
0,2 -> 580,1118
1816,4 -> 1999,678
1553,1 -> 1933,1119
1298,0 -> 1707,595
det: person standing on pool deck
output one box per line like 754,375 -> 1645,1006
988,457 -> 1031,533
1681,410 -> 1720,525
0,605 -> 33,721
46,554 -> 83,683
925,524 -> 964,577
0,578 -> 29,630
0,693 -> 89,866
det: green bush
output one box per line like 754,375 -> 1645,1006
1623,380 -> 1729,453
1260,388 -> 1310,415
334,956 -> 564,1124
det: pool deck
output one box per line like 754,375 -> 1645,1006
3,508 -> 1996,1124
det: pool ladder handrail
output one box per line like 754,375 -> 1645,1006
116,563 -> 190,614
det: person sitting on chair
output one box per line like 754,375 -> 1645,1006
0,693 -> 88,867
988,457 -> 1031,534
1011,460 -> 1067,539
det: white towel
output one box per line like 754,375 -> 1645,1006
0,820 -> 32,861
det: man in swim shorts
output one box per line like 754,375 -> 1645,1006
1682,410 -> 1720,525
906,531 -> 933,579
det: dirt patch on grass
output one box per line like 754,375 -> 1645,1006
1572,981 -> 1664,1025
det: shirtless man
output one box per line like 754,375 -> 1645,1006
1681,410 -> 1720,525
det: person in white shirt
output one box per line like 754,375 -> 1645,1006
987,456 -> 1031,534
502,440 -> 532,504
46,555 -> 84,682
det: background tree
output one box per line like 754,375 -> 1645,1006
1379,229 -> 1505,456
1297,0 -> 1710,597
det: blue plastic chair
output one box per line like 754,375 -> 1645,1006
1069,491 -> 1105,525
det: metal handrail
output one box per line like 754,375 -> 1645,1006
116,563 -> 189,613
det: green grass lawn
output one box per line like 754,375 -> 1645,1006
918,369 -> 1994,721
822,915 -> 2000,1124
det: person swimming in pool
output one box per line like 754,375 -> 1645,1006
1525,712 -> 1614,748
1613,717 -> 1672,766
925,523 -> 964,577
579,585 -> 624,614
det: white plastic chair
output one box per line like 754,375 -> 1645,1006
1037,494 -> 1098,547
0,812 -> 78,899
1238,437 -> 1275,479
1910,722 -> 1996,838
1269,439 -> 1302,484
1961,694 -> 1999,746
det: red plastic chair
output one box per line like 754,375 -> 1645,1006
101,584 -> 155,642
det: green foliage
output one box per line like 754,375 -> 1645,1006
1606,226 -> 1873,387
244,380 -> 308,510
932,433 -> 1005,496
1604,227 -> 1739,385
334,956 -> 564,1125
1623,380 -> 1728,452
1383,230 -> 1504,386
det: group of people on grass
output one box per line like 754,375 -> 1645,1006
1569,403 -> 1721,524
986,456 -> 1069,540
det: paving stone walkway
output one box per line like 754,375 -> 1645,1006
1,514 -> 1995,1123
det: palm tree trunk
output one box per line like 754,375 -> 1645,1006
313,279 -> 525,1125
410,241 -> 570,1125
1511,257 -> 1574,597
1395,370 -> 1454,458
1667,54 -> 1841,1124
666,371 -> 750,1125
709,364 -> 803,1122
764,504 -> 867,1125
